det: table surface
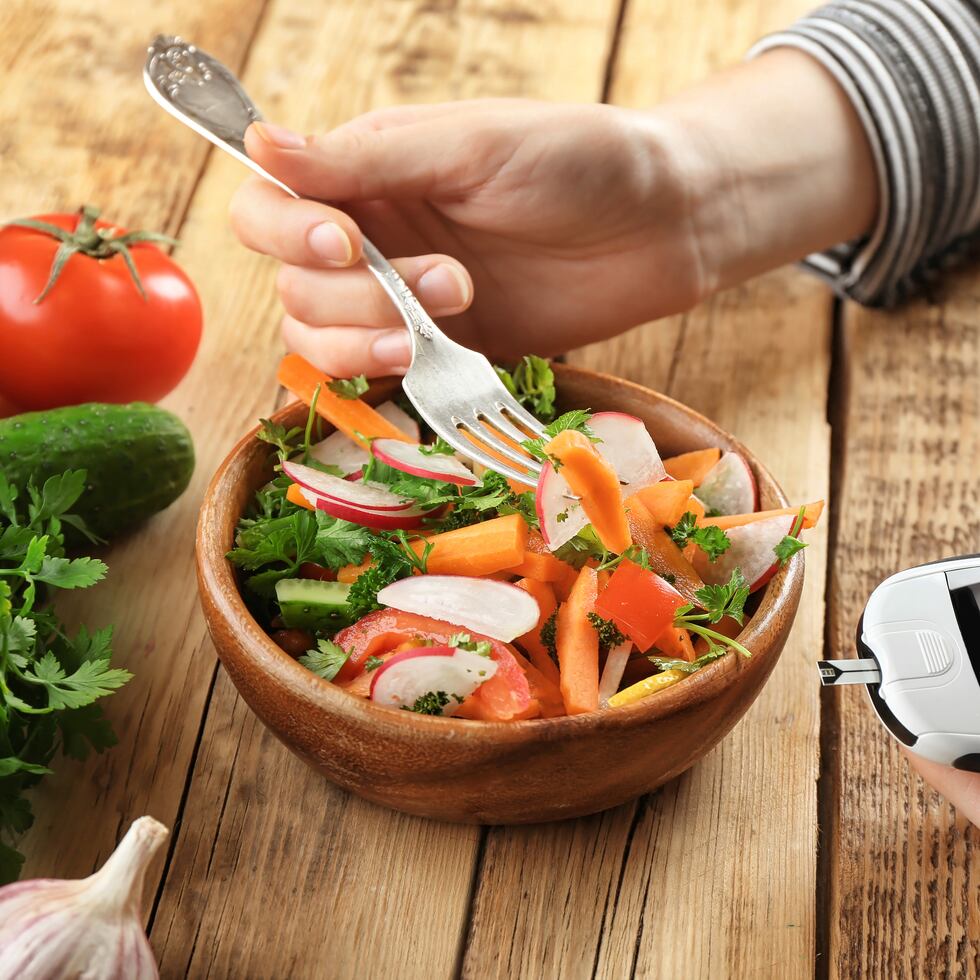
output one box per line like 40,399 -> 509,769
4,0 -> 978,977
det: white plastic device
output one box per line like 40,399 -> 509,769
818,555 -> 980,771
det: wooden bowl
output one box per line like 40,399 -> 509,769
196,364 -> 803,824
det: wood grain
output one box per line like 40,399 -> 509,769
461,2 -> 828,977
826,270 -> 980,979
146,1 -> 626,977
8,0 -> 270,882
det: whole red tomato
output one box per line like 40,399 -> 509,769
0,206 -> 203,411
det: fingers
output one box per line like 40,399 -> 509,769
903,749 -> 980,825
229,178 -> 363,267
243,115 -> 496,201
276,254 -> 472,329
281,317 -> 414,378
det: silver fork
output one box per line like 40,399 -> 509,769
143,35 -> 547,485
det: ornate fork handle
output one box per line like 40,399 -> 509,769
144,35 -> 439,355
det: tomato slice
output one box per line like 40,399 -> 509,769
332,610 -> 537,720
593,559 -> 686,652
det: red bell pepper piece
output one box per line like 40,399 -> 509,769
593,559 -> 686,652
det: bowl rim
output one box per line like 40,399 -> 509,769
196,362 -> 803,745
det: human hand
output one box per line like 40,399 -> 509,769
230,52 -> 877,377
904,750 -> 980,826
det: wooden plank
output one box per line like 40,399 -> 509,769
826,269 -> 980,978
461,2 -> 828,977
147,1 -> 625,977
6,0 -> 270,881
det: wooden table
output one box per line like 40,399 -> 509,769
4,0 -> 978,976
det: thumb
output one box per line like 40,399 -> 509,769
244,119 -> 486,202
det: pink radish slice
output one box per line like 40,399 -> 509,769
695,452 -> 757,515
282,460 -> 414,512
306,490 -> 429,531
376,575 -> 540,642
370,646 -> 498,714
376,400 -> 421,442
308,431 -> 370,476
535,461 -> 588,551
372,438 -> 477,486
692,515 -> 796,591
589,412 -> 666,491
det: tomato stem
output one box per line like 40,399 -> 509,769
2,205 -> 178,304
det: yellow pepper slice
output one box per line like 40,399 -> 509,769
607,669 -> 687,707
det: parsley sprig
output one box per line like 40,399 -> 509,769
327,375 -> 370,400
0,471 -> 131,882
666,512 -> 731,563
672,569 -> 752,659
494,356 -> 557,422
774,507 -> 808,566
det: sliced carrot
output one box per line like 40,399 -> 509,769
662,448 -> 721,485
286,482 -> 315,511
502,550 -> 573,583
627,513 -> 705,604
627,479 -> 695,527
277,353 -> 412,449
546,430 -> 632,554
461,428 -> 534,493
700,501 -> 825,532
686,495 -> 706,523
508,646 -> 565,718
514,578 -> 561,687
556,565 -> 600,715
653,625 -> 696,662
409,513 -> 528,577
338,556 -> 372,584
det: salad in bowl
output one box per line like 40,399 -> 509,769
226,353 -> 823,723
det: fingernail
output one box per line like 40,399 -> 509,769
308,222 -> 353,264
371,329 -> 412,370
252,121 -> 307,149
417,263 -> 470,309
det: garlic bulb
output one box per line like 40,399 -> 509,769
0,816 -> 168,980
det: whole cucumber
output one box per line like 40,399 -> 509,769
0,402 -> 194,539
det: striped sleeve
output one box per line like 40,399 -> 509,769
748,0 -> 980,306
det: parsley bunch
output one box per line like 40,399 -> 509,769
0,471 -> 131,882
667,512 -> 731,562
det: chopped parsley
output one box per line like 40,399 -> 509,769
774,507 -> 808,566
448,633 -> 493,657
587,613 -> 628,652
540,611 -> 558,661
298,639 -> 350,680
327,374 -> 370,399
418,437 -> 457,456
666,512 -> 731,562
672,569 -> 752,658
494,356 -> 557,421
364,656 -> 384,672
402,691 -> 451,715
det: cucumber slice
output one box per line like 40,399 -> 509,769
275,578 -> 353,631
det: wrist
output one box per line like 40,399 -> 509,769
643,48 -> 879,295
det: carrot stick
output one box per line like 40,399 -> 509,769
556,565 -> 600,714
277,353 -> 412,449
546,430 -> 632,554
514,578 -> 561,687
461,428 -> 534,492
502,549 -> 574,583
509,646 -> 565,717
653,625 -> 696,662
700,501 -> 825,532
338,556 -> 372,584
627,479 -> 695,527
627,513 -> 705,604
286,482 -> 315,511
409,513 -> 528,576
662,448 -> 721,485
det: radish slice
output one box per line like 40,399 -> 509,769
691,515 -> 795,591
589,412 -> 666,491
303,489 -> 429,531
376,576 -> 540,641
535,461 -> 588,551
372,438 -> 478,486
370,646 -> 498,714
308,431 -> 370,476
282,460 -> 414,512
598,640 -> 633,705
695,452 -> 757,516
376,400 -> 421,442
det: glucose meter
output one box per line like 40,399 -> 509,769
818,555 -> 980,771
